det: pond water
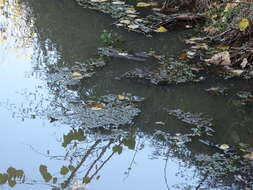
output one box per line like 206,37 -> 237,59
0,0 -> 253,190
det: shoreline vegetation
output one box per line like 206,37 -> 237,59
77,0 -> 253,83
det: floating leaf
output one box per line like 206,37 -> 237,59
155,26 -> 167,32
120,20 -> 131,25
219,144 -> 230,150
244,152 -> 253,160
112,1 -> 125,4
239,18 -> 249,31
128,24 -> 139,29
117,95 -> 127,100
136,2 -> 151,7
127,14 -> 138,18
216,45 -> 230,51
88,103 -> 106,110
72,71 -> 83,80
178,52 -> 188,60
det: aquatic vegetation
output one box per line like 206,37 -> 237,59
124,61 -> 204,85
100,30 -> 125,46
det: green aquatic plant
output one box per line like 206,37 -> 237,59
100,30 -> 124,47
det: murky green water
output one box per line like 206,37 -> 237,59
0,0 -> 253,189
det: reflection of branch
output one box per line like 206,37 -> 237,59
62,139 -> 101,188
164,149 -> 170,190
88,142 -> 123,181
195,172 -> 208,190
89,151 -> 115,180
124,139 -> 140,180
84,139 -> 113,178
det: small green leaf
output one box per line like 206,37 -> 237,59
60,166 -> 69,175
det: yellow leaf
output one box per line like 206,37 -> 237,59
224,3 -> 236,12
239,18 -> 249,31
216,45 -> 230,51
136,2 -> 151,7
155,26 -> 167,32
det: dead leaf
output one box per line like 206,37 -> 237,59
224,3 -> 236,12
204,26 -> 218,34
244,152 -> 253,160
72,71 -> 83,80
229,69 -> 244,76
178,52 -> 188,60
117,95 -> 126,100
239,18 -> 249,31
219,144 -> 230,150
216,45 -> 230,51
240,58 -> 248,69
136,2 -> 151,7
120,20 -> 131,24
127,14 -> 138,18
128,24 -> 139,29
112,1 -> 125,4
88,103 -> 106,110
155,26 -> 168,32
205,51 -> 231,66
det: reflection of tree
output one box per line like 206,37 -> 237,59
36,128 -> 137,190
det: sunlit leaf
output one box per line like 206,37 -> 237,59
119,20 -> 131,25
216,45 -> 230,51
239,18 -> 249,31
224,3 -> 236,12
128,24 -> 139,29
136,2 -> 151,7
219,144 -> 230,150
155,26 -> 167,33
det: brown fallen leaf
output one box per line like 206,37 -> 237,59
244,152 -> 253,160
117,95 -> 127,100
205,51 -> 231,66
178,52 -> 188,60
87,103 -> 106,110
203,26 -> 218,34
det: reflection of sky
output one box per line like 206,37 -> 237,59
0,0 -> 199,189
